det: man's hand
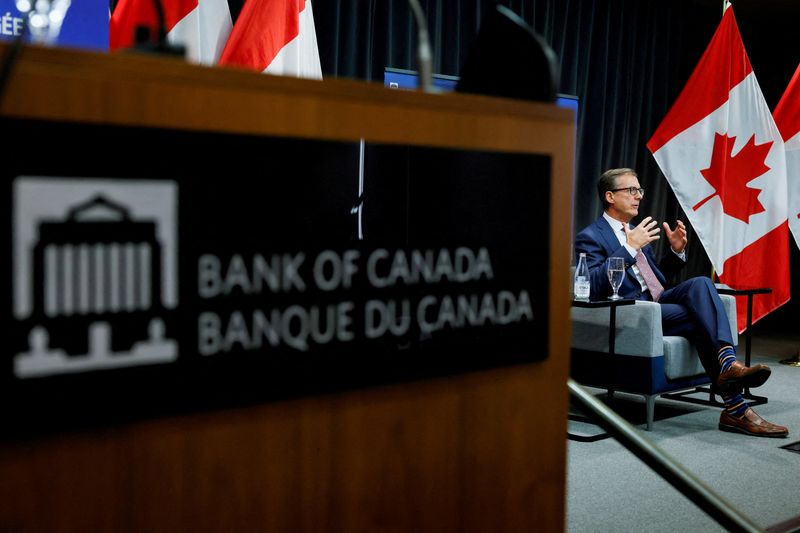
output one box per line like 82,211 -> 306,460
624,216 -> 660,250
663,220 -> 688,253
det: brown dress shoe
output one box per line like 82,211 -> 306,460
719,408 -> 789,438
715,361 -> 771,394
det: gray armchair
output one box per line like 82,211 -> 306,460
571,293 -> 738,430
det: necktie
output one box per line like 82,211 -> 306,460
635,250 -> 664,302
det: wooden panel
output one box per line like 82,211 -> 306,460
0,366 -> 567,532
0,46 -> 573,153
0,44 -> 573,533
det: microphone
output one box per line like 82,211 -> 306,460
456,5 -> 558,102
407,0 -> 433,93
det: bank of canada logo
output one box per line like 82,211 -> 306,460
12,177 -> 179,378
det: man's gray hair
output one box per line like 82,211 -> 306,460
597,168 -> 637,209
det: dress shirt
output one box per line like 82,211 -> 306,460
602,212 -> 686,293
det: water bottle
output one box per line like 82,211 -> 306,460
574,253 -> 590,301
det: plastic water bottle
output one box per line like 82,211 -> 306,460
574,253 -> 590,301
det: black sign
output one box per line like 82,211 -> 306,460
0,119 -> 551,437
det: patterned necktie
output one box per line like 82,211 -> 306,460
635,250 -> 664,302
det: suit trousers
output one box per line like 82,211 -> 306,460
647,276 -> 735,379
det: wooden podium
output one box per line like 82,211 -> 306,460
0,45 -> 574,532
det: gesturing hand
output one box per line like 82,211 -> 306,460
663,219 -> 687,253
624,216 -> 660,250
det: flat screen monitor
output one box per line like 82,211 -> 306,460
0,0 -> 108,50
384,67 -> 578,121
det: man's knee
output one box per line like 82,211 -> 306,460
681,276 -> 716,294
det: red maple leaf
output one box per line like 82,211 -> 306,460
693,133 -> 772,223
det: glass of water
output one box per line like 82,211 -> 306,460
607,257 -> 625,300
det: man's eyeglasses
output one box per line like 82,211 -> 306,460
610,187 -> 645,197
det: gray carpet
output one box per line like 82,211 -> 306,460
567,333 -> 800,532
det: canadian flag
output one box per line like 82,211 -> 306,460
110,0 -> 233,65
219,0 -> 322,79
647,6 -> 790,332
773,63 -> 800,250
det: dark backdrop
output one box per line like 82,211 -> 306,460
314,0 -> 800,332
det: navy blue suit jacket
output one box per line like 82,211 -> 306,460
575,216 -> 685,300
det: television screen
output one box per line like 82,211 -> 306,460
384,68 -> 460,92
384,67 -> 579,121
0,0 -> 108,51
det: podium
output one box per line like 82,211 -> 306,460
0,45 -> 574,532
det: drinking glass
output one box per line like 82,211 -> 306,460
607,257 -> 625,300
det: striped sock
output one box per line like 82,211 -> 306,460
722,392 -> 749,418
717,345 -> 736,374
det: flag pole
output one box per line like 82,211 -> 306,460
711,0 -> 728,282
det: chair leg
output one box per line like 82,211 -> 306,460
645,394 -> 656,431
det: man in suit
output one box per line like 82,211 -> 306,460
575,168 -> 788,437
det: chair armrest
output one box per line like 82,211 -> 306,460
571,301 -> 663,357
718,294 -> 738,347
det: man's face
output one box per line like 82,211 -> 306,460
606,173 -> 642,222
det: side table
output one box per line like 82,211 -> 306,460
568,298 -> 635,442
715,286 -> 771,406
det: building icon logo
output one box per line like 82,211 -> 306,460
12,177 -> 179,378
